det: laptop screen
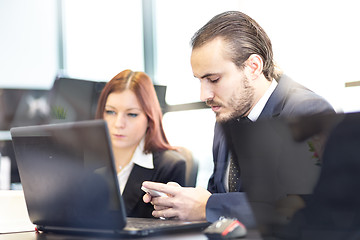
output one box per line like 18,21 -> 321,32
10,120 -> 127,231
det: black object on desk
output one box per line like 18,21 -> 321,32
10,120 -> 209,237
204,217 -> 247,239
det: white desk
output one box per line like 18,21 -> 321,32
0,190 -> 35,234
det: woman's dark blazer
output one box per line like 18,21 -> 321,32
122,149 -> 186,218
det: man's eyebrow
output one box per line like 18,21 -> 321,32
197,73 -> 217,79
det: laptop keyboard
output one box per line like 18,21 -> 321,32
125,218 -> 194,230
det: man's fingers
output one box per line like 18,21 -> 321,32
143,193 -> 152,203
151,195 -> 173,207
152,208 -> 178,219
142,181 -> 181,196
153,205 -> 169,211
167,182 -> 181,187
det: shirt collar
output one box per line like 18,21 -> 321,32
131,138 -> 154,169
247,79 -> 278,122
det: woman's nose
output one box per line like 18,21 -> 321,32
114,114 -> 125,128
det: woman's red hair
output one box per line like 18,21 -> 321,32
95,69 -> 174,153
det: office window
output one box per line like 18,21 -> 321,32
155,0 -> 241,105
0,0 -> 58,89
237,0 -> 360,113
62,0 -> 144,81
162,109 -> 215,188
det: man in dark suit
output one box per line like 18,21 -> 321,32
142,11 -> 334,226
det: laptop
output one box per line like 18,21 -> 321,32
10,120 -> 209,237
222,112 -> 358,238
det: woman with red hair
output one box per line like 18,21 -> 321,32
96,69 -> 186,218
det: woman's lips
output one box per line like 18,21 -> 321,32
113,134 -> 125,138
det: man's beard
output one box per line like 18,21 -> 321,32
211,76 -> 255,123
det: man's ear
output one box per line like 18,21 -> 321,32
245,54 -> 263,80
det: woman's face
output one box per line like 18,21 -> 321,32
103,90 -> 148,151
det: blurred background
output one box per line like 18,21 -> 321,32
1,0 -> 359,189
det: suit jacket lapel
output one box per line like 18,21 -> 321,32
212,75 -> 294,192
259,74 -> 292,119
122,165 -> 154,215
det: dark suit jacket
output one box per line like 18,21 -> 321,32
123,149 -> 186,218
206,74 -> 335,227
282,113 -> 360,239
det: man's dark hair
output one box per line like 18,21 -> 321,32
191,11 -> 279,81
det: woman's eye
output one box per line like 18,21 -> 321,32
105,110 -> 116,115
128,113 -> 138,118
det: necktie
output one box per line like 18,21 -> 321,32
228,117 -> 250,192
228,153 -> 240,192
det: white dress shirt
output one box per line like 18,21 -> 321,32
247,79 -> 278,122
117,138 -> 153,194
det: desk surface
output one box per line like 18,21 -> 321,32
0,230 -> 262,240
0,190 -> 35,234
0,190 -> 263,239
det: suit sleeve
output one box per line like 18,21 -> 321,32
206,192 -> 256,227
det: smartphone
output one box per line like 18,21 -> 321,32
141,186 -> 167,197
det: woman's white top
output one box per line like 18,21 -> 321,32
117,138 -> 154,194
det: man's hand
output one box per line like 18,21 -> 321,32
142,181 -> 211,221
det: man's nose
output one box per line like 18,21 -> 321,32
200,82 -> 214,102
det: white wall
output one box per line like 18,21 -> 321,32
238,0 -> 360,113
0,0 -> 58,89
62,0 -> 144,81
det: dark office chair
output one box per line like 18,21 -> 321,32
177,147 -> 198,187
47,77 -> 106,122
